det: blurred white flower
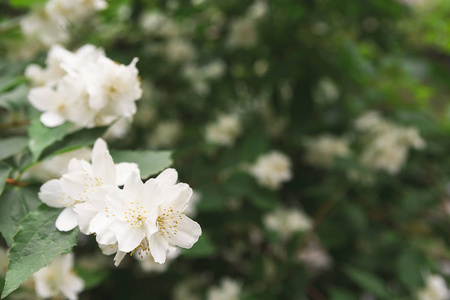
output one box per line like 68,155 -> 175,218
417,274 -> 450,300
264,207 -> 312,240
22,147 -> 92,182
20,0 -> 106,48
173,280 -> 201,300
205,114 -> 242,146
33,253 -> 84,300
313,78 -> 340,105
298,238 -> 331,273
103,118 -> 132,141
227,17 -> 258,48
207,278 -> 242,300
165,38 -> 196,63
148,121 -> 182,148
247,0 -> 269,20
304,134 -> 350,168
250,151 -> 292,190
356,111 -> 425,175
140,11 -> 179,37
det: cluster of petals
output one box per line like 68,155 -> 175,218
250,151 -> 292,190
39,139 -> 201,266
27,44 -> 142,128
20,0 -> 107,47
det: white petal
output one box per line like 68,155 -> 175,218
149,233 -> 168,264
40,111 -> 66,127
92,138 -> 108,154
60,171 -> 92,200
61,273 -> 84,300
156,168 -> 178,186
111,222 -> 145,253
164,183 -> 193,212
116,163 -> 140,186
89,212 -> 117,245
39,179 -> 69,208
28,86 -> 57,111
114,251 -> 127,267
55,207 -> 78,231
92,149 -> 116,186
167,214 -> 201,249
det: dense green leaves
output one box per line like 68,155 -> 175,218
344,267 -> 389,298
1,205 -> 78,299
183,234 -> 216,258
0,188 -> 27,247
28,119 -> 71,162
8,0 -> 47,8
110,150 -> 173,178
0,137 -> 28,161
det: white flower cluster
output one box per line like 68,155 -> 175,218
26,44 -> 142,128
356,111 -> 426,175
250,151 -> 292,190
20,0 -> 107,47
207,278 -> 242,300
264,206 -> 312,240
304,134 -> 351,168
417,274 -> 450,300
38,139 -> 201,266
205,114 -> 242,146
33,253 -> 84,300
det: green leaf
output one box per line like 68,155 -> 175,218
74,266 -> 108,290
0,137 -> 28,161
329,287 -> 358,300
182,234 -> 215,258
28,118 -> 71,162
39,127 -> 108,160
344,267 -> 388,298
110,150 -> 173,178
0,85 -> 28,111
0,163 -> 12,197
396,250 -> 424,288
0,188 -> 27,247
1,205 -> 78,299
8,0 -> 47,8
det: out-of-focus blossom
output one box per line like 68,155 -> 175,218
264,207 -> 312,240
103,118 -> 132,141
250,151 -> 292,190
205,114 -> 242,146
173,280 -> 201,300
140,11 -> 179,37
20,0 -> 106,48
227,17 -> 258,48
313,78 -> 340,104
22,147 -> 92,182
207,278 -> 242,300
148,121 -> 182,148
165,38 -> 196,63
304,134 -> 350,168
33,253 -> 84,300
298,238 -> 331,273
356,111 -> 425,175
417,274 -> 450,300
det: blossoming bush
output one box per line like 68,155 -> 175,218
1,0 -> 450,299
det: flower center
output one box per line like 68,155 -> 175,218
156,206 -> 183,239
124,201 -> 148,228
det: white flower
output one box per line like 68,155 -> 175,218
33,253 -> 84,300
250,151 -> 292,189
313,78 -> 340,105
148,121 -> 182,148
22,147 -> 92,182
89,168 -> 201,264
103,117 -> 132,141
298,238 -> 331,273
205,114 -> 242,146
46,0 -> 107,23
140,11 -> 179,37
38,138 -> 138,233
227,17 -> 258,48
304,134 -> 350,168
355,111 -> 426,175
207,278 -> 242,300
417,274 -> 450,300
27,44 -> 142,128
264,207 -> 312,240
165,38 -> 196,63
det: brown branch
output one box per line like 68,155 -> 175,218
6,178 -> 28,186
0,120 -> 31,130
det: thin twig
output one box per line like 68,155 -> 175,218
6,178 -> 28,186
0,119 -> 30,130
